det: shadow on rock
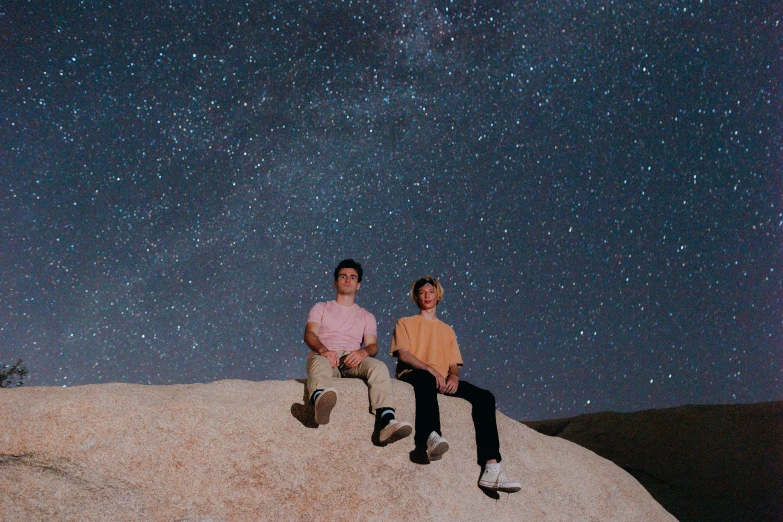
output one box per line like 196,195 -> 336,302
290,379 -> 318,428
409,448 -> 430,465
479,486 -> 501,500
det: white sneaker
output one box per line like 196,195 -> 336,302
379,419 -> 413,444
313,388 -> 337,425
478,464 -> 521,493
426,431 -> 449,461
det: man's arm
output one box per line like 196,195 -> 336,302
342,334 -> 376,368
362,334 -> 378,357
443,363 -> 460,394
395,348 -> 447,392
303,322 -> 339,368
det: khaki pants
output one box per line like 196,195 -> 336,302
306,351 -> 394,412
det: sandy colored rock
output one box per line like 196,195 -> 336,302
1,379 -> 674,521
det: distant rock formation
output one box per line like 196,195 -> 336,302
1,379 -> 674,521
523,402 -> 783,522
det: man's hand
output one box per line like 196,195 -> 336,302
319,349 -> 340,368
342,348 -> 368,369
428,366 -> 447,392
395,348 -> 450,392
443,374 -> 459,395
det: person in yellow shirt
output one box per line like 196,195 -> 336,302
391,276 -> 520,493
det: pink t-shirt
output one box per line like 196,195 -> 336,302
307,301 -> 377,352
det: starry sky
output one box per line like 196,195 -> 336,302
2,1 -> 781,420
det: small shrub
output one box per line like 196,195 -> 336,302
0,359 -> 28,388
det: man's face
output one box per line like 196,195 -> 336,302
334,268 -> 360,296
416,284 -> 438,311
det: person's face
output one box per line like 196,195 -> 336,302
416,284 -> 438,311
334,268 -> 360,295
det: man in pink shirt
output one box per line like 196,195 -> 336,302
304,259 -> 412,445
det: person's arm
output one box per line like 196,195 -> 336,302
395,348 -> 447,392
303,321 -> 339,367
443,363 -> 460,394
362,334 -> 378,357
342,334 -> 376,368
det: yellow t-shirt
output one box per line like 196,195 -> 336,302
390,315 -> 463,379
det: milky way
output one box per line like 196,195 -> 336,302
2,1 -> 781,419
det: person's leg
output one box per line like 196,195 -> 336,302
399,369 -> 441,450
306,354 -> 339,400
342,355 -> 394,412
341,356 -> 411,443
450,380 -> 520,492
306,354 -> 340,425
450,380 -> 501,465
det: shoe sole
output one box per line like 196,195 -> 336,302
379,422 -> 412,445
314,389 -> 337,425
427,440 -> 449,461
478,482 -> 522,493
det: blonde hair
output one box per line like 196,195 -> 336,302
410,276 -> 444,306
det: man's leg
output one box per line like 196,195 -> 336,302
306,354 -> 340,425
341,355 -> 394,412
306,354 -> 339,399
454,381 -> 521,493
342,356 -> 411,443
450,380 -> 502,465
399,369 -> 442,450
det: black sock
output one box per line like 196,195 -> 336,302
311,389 -> 324,404
376,407 -> 395,427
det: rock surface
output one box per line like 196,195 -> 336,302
523,402 -> 783,522
1,379 -> 674,521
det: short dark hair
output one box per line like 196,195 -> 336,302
334,259 -> 363,282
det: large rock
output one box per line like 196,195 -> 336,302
523,402 -> 783,522
1,379 -> 674,521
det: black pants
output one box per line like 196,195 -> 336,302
398,369 -> 501,465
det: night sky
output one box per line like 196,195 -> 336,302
2,1 -> 781,420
